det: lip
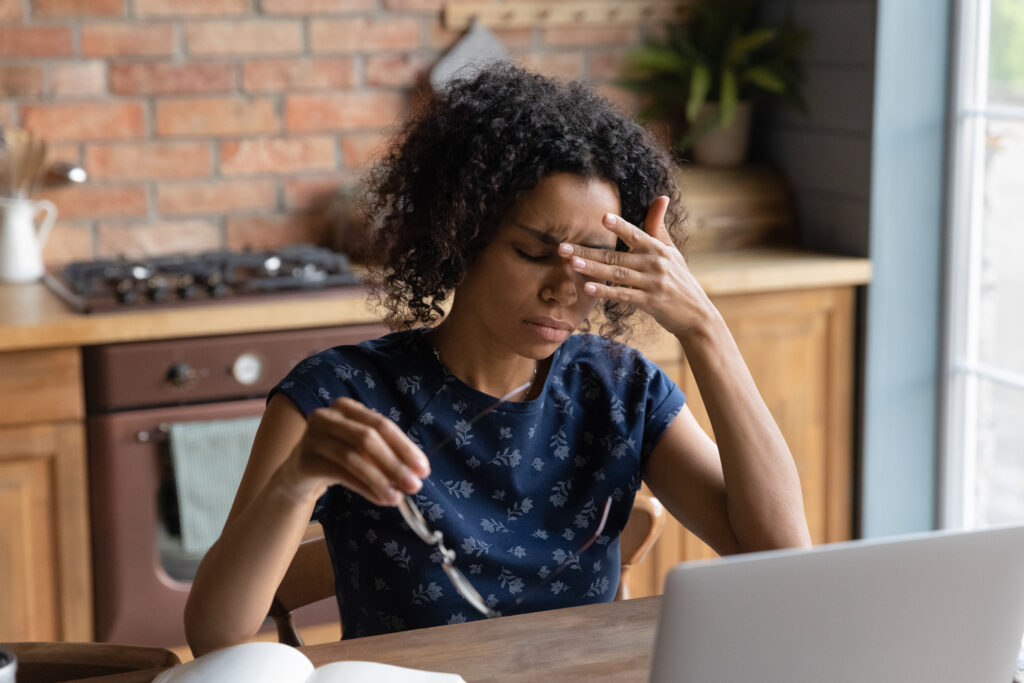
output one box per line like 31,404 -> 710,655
524,317 -> 574,343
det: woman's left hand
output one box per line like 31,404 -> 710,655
558,197 -> 714,339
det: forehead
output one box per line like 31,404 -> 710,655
504,173 -> 620,247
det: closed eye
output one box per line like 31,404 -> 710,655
514,248 -> 552,263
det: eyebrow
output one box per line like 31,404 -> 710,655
512,222 -> 613,251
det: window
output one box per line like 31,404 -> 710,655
944,0 -> 1024,530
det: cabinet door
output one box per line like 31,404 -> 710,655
625,286 -> 855,599
0,421 -> 92,641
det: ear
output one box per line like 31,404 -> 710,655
644,196 -> 672,245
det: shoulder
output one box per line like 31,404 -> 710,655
557,333 -> 656,382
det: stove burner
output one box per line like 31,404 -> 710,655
45,244 -> 363,313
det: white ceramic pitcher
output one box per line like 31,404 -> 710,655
0,196 -> 57,283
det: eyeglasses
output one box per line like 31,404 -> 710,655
399,378 -> 614,619
399,493 -> 612,619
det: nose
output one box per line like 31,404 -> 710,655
540,260 -> 579,306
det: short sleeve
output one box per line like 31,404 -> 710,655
638,356 -> 686,463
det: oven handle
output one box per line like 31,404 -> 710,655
136,424 -> 170,442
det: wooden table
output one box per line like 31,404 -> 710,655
300,596 -> 662,682
78,597 -> 661,682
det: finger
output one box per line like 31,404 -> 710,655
333,397 -> 431,477
304,415 -> 404,505
599,212 -> 663,253
308,403 -> 424,496
644,196 -> 673,246
581,279 -> 646,304
562,247 -> 649,289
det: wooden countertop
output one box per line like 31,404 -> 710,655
0,248 -> 870,353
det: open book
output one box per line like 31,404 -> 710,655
153,642 -> 466,683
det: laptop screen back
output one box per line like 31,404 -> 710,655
649,524 -> 1024,683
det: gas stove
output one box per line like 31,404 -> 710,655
44,244 -> 363,313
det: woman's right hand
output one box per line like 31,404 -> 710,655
287,397 -> 431,506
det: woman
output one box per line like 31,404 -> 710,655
184,64 -> 811,655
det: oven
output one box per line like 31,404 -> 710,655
49,243 -> 384,648
84,323 -> 384,647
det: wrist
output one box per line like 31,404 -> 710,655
272,451 -> 329,506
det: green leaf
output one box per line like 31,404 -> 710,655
625,47 -> 692,76
727,28 -> 778,63
719,68 -> 738,126
686,63 -> 712,122
743,66 -> 786,93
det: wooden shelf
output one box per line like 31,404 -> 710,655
442,0 -> 693,30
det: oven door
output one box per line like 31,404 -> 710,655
89,399 -> 335,647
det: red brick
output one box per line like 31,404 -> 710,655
110,63 -> 234,95
46,142 -> 82,165
155,97 -> 279,137
517,52 -> 585,80
219,136 -> 336,175
0,26 -> 73,57
283,174 -> 356,210
136,0 -> 248,16
226,214 -> 330,251
0,65 -> 43,97
36,185 -> 148,219
51,61 -> 106,97
86,142 -> 211,179
0,0 -> 23,20
310,18 -> 421,53
157,179 -> 277,215
82,23 -> 174,57
384,0 -> 443,10
286,92 -> 405,132
339,132 -> 387,168
20,102 -> 145,140
42,221 -> 94,267
589,48 -> 630,81
544,25 -> 637,47
430,20 -> 532,50
97,220 -> 221,258
186,20 -> 303,56
594,84 -> 637,113
262,0 -> 375,12
243,58 -> 357,92
31,0 -> 123,17
365,54 -> 430,88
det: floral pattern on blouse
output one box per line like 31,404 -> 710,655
271,328 -> 684,639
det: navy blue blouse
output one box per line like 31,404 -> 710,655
271,328 -> 685,638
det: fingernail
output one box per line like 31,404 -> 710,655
584,282 -> 598,295
416,455 -> 431,476
385,487 -> 402,505
603,213 -> 616,227
572,256 -> 586,269
557,243 -> 573,255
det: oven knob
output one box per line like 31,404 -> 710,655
166,363 -> 197,387
232,352 -> 264,386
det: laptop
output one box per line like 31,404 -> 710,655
649,524 -> 1024,683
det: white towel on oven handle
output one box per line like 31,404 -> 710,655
168,416 -> 261,556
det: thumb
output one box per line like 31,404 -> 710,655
644,196 -> 672,245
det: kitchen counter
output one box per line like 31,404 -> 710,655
0,248 -> 871,352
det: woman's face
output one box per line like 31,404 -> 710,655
451,172 -> 621,359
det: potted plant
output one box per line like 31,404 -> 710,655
621,0 -> 810,166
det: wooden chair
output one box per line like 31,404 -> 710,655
269,490 -> 666,645
4,641 -> 180,683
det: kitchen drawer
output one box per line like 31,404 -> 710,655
0,347 -> 84,425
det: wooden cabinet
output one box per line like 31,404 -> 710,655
624,285 -> 857,599
0,348 -> 92,641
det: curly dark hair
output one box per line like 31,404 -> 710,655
365,63 -> 685,339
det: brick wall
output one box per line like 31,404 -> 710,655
0,0 -> 649,266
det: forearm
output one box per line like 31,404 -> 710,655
184,457 -> 325,656
679,309 -> 812,552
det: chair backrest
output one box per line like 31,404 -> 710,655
5,641 -> 180,682
270,490 -> 666,645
